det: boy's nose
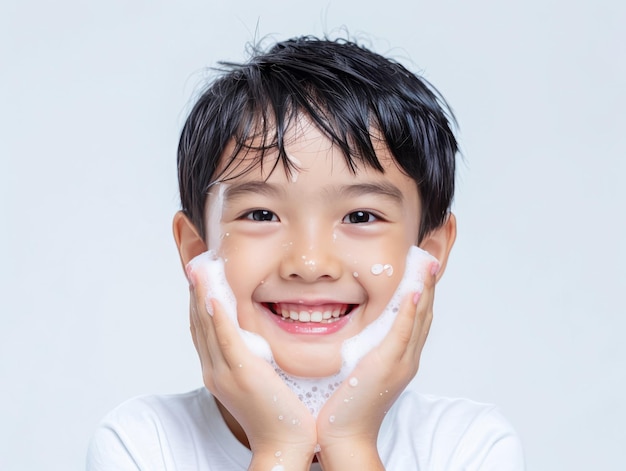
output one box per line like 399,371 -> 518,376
279,232 -> 343,282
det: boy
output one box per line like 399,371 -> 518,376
88,36 -> 524,470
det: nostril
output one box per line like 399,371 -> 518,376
280,248 -> 343,282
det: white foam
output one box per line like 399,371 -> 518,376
187,246 -> 437,416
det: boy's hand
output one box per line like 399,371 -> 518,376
315,264 -> 438,469
187,268 -> 317,471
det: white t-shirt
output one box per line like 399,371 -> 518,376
87,386 -> 524,470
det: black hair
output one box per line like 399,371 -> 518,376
177,36 -> 457,242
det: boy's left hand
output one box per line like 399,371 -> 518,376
314,264 -> 437,467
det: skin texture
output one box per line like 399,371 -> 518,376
174,119 -> 457,469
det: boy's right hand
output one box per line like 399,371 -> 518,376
187,266 -> 317,471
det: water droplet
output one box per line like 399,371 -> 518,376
349,377 -> 359,387
329,415 -> 335,423
275,451 -> 282,457
353,271 -> 359,278
314,444 -> 321,453
278,415 -> 284,420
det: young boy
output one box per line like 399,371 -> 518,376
87,36 -> 524,470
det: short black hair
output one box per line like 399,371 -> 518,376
177,36 -> 457,242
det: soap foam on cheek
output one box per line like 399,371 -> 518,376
341,246 -> 435,372
187,246 -> 437,416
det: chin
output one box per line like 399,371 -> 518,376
273,346 -> 343,378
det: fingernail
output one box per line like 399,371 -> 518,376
430,262 -> 440,276
206,299 -> 214,317
413,292 -> 421,305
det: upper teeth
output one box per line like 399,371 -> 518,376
276,305 -> 344,323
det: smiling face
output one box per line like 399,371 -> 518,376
201,119 -> 421,378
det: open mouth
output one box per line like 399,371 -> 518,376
264,302 -> 356,323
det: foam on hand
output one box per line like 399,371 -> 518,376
186,246 -> 437,416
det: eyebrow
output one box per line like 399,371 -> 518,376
222,181 -> 284,201
222,180 -> 404,205
337,182 -> 404,203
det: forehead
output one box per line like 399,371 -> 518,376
212,116 -> 406,185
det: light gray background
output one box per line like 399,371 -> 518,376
1,1 -> 624,470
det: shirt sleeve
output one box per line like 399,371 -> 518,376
87,423 -> 142,471
86,404 -> 168,471
451,407 -> 526,471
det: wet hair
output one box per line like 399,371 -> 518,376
178,36 -> 457,242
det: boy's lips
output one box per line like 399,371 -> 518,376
265,302 -> 355,323
262,302 -> 357,334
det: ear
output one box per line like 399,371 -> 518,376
173,211 -> 207,273
418,213 -> 457,282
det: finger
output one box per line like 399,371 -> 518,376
408,269 -> 436,350
374,292 -> 418,362
189,289 -> 216,372
188,266 -> 229,366
209,297 -> 253,370
377,263 -> 437,363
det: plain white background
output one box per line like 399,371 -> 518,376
1,1 -> 624,469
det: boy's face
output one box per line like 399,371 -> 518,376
204,118 -> 421,378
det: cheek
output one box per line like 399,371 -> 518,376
335,236 -> 410,304
218,234 -> 270,305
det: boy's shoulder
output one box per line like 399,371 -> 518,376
380,386 -> 525,469
87,388 -> 252,470
96,388 -> 212,433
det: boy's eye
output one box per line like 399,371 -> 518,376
244,209 -> 278,222
343,211 -> 377,224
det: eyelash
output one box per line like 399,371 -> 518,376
240,209 -> 380,224
342,210 -> 379,224
241,209 -> 279,222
